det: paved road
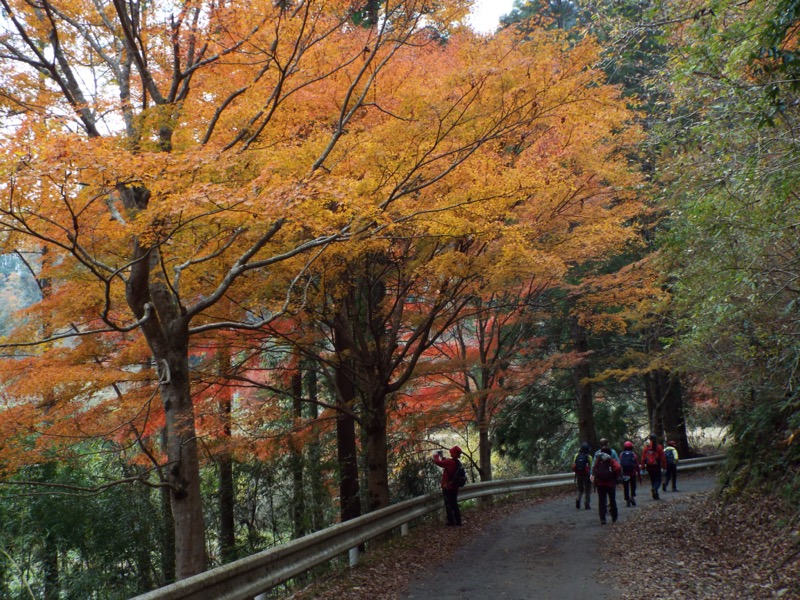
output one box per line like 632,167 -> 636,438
402,475 -> 716,600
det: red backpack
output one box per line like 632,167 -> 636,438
644,447 -> 659,467
594,457 -> 615,484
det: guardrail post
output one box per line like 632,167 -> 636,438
349,546 -> 360,567
400,523 -> 409,536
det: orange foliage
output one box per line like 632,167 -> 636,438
0,0 -> 643,493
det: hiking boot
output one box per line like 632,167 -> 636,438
662,483 -> 667,492
626,500 -> 631,507
576,499 -> 581,510
630,499 -> 636,506
585,505 -> 591,510
600,520 -> 606,525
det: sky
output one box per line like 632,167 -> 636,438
468,0 -> 516,33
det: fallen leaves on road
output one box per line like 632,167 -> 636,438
284,491 -> 568,600
282,481 -> 799,600
600,486 -> 800,599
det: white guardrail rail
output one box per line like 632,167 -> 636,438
132,454 -> 725,600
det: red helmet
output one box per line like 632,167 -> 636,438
623,441 -> 634,449
450,446 -> 463,458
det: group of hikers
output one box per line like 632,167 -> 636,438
572,434 -> 680,525
430,435 -> 680,528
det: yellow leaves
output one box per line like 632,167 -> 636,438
488,239 -> 568,286
0,0 -> 650,476
570,256 -> 668,335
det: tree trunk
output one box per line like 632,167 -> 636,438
364,392 -> 389,512
659,371 -> 690,455
159,429 -> 176,585
126,236 -> 207,579
479,427 -> 491,482
161,348 -> 207,579
476,396 -> 493,507
644,369 -> 675,442
291,368 -> 306,538
336,409 -> 360,522
42,531 -> 58,600
644,372 -> 658,437
134,487 -> 156,593
218,453 -> 235,562
477,396 -> 492,482
305,364 -> 327,531
334,321 -> 361,522
571,318 -> 597,448
216,302 -> 236,563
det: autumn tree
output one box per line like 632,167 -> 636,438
0,7 -> 645,596
289,23 -> 643,511
0,0 -> 475,579
498,0 -> 693,454
424,284 -> 553,482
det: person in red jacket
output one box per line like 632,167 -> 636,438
640,434 -> 667,500
433,446 -> 463,526
591,445 -> 622,525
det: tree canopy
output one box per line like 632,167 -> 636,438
2,0 -> 797,596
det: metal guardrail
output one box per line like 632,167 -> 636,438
132,454 -> 724,600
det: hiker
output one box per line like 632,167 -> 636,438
663,440 -> 680,492
640,434 -> 667,500
572,442 -> 593,510
591,445 -> 621,525
618,440 -> 642,507
433,446 -> 463,526
594,437 -> 619,462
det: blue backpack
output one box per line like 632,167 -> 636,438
574,452 -> 590,474
620,450 -> 637,472
665,448 -> 677,466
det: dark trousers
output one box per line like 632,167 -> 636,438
443,488 -> 461,525
622,474 -> 638,502
646,466 -> 662,498
576,474 -> 591,508
664,464 -> 677,490
597,485 -> 618,523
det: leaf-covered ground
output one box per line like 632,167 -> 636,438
600,485 -> 800,599
284,481 -> 800,599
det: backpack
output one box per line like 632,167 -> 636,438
644,447 -> 659,467
594,456 -> 615,484
450,459 -> 467,488
665,448 -> 676,466
620,450 -> 637,472
574,452 -> 590,474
